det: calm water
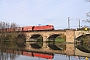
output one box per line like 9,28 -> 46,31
0,42 -> 90,60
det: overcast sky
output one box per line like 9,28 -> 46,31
0,0 -> 90,29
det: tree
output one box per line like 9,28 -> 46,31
0,21 -> 19,42
11,22 -> 18,28
83,12 -> 90,25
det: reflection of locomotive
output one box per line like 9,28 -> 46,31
6,50 -> 54,59
23,51 -> 54,59
0,25 -> 54,32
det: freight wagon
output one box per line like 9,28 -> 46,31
22,26 -> 33,31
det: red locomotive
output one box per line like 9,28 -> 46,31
22,25 -> 54,31
33,25 -> 54,31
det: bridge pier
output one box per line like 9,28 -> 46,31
65,43 -> 75,55
66,30 -> 75,43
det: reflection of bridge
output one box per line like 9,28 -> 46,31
23,30 -> 90,43
25,42 -> 64,54
25,42 -> 90,57
75,48 -> 90,57
2,42 -> 90,58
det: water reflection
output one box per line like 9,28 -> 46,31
76,45 -> 90,53
48,42 -> 65,50
75,38 -> 90,53
0,40 -> 90,60
75,34 -> 90,51
30,42 -> 43,49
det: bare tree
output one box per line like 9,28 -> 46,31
86,12 -> 90,17
0,22 -> 3,29
2,22 -> 5,29
0,21 -> 18,29
7,22 -> 10,28
10,22 -> 18,28
83,12 -> 90,23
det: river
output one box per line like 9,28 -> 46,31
0,41 -> 90,60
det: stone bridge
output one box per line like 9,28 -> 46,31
18,30 -> 90,43
23,30 -> 74,42
24,30 -> 66,42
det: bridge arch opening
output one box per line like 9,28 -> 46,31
76,34 -> 90,52
76,34 -> 90,41
48,34 -> 66,42
48,34 -> 59,41
30,34 -> 43,42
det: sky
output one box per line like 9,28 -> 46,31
0,0 -> 90,29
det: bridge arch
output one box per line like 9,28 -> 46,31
48,34 -> 60,40
76,34 -> 90,41
48,34 -> 66,42
75,34 -> 90,47
30,34 -> 43,42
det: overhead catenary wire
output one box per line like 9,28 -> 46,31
0,0 -> 25,8
0,0 -> 13,4
0,0 -> 72,16
1,0 -> 64,13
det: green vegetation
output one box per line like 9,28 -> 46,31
0,21 -> 20,42
37,36 -> 43,42
55,38 -> 66,42
0,33 -> 26,48
0,33 -> 26,50
0,33 -> 18,42
55,34 -> 66,43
